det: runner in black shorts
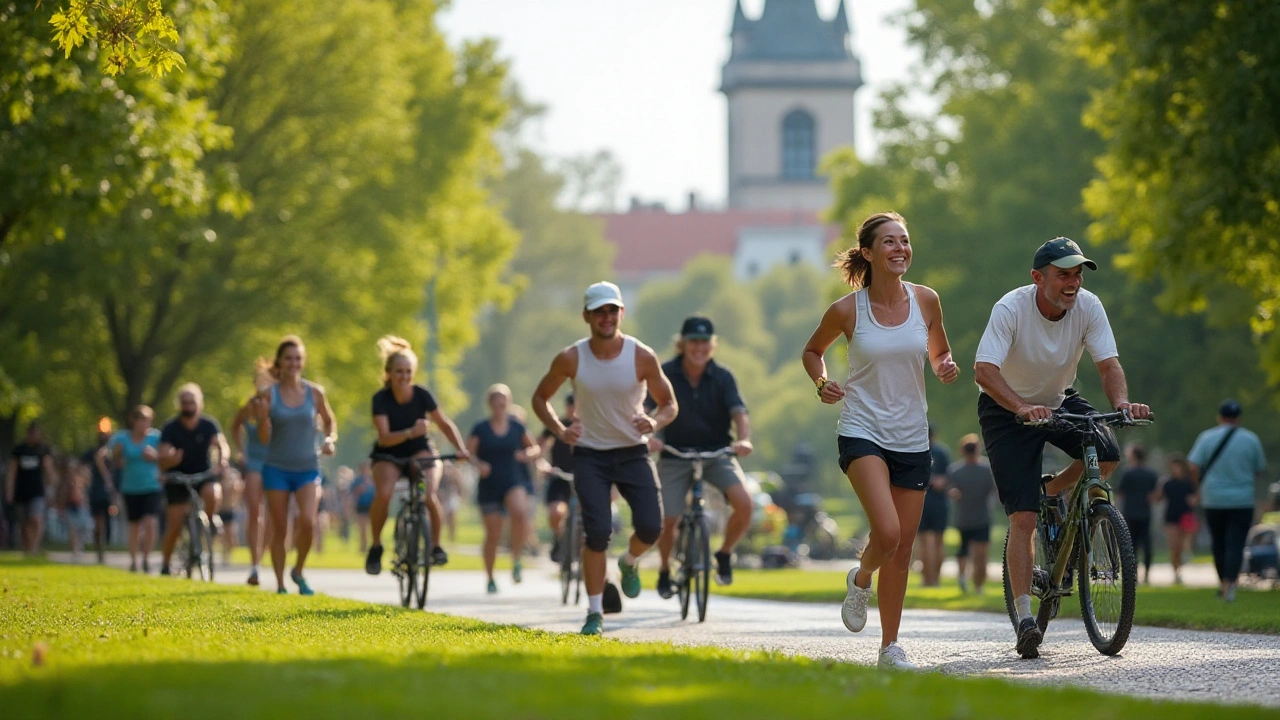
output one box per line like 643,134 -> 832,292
539,394 -> 576,562
915,427 -> 950,587
974,237 -> 1150,658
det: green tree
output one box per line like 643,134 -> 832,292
1,0 -> 517,450
47,0 -> 184,77
825,0 -> 1280,459
1066,0 -> 1280,376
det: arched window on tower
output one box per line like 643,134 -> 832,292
782,110 -> 816,180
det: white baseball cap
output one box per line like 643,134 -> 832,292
583,281 -> 625,311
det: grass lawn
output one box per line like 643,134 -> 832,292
671,569 -> 1280,634
1,558 -> 1271,719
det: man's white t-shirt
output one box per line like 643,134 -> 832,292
974,285 -> 1119,409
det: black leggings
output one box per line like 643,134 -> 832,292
1204,507 -> 1254,584
1127,518 -> 1152,572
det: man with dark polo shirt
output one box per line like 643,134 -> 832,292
650,315 -> 754,594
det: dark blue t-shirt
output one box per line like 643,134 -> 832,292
470,417 -> 529,486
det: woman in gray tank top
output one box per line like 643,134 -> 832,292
801,212 -> 959,670
255,335 -> 337,595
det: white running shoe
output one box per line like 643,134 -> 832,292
841,567 -> 871,633
878,642 -> 918,670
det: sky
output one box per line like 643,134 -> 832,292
438,0 -> 921,211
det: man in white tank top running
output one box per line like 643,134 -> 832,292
533,281 -> 679,636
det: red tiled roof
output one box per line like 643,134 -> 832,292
598,208 -> 836,275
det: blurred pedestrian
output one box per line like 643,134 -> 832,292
230,362 -> 275,586
916,425 -> 949,587
1189,399 -> 1266,602
59,456 -> 94,560
948,434 -> 995,593
101,406 -> 163,572
1156,453 -> 1197,585
6,422 -> 56,555
1116,442 -> 1158,584
219,467 -> 243,567
349,461 -> 375,552
82,417 -> 117,563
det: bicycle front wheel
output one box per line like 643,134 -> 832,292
394,509 -> 414,608
676,519 -> 692,620
560,503 -> 580,605
1078,503 -> 1137,655
199,514 -> 215,583
413,510 -> 432,609
692,516 -> 711,622
1001,523 -> 1058,633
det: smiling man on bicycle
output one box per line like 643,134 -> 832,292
973,237 -> 1150,659
649,315 -> 753,596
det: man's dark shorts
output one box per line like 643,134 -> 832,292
977,390 -> 1120,517
545,477 -> 572,506
573,445 -> 662,552
955,526 -> 991,558
837,436 -> 932,491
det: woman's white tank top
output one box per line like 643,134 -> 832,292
574,335 -> 647,451
836,284 -> 930,452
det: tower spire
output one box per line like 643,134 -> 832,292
833,0 -> 850,32
731,0 -> 749,34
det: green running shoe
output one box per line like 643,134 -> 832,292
617,556 -> 640,598
486,578 -> 498,594
290,569 -> 314,596
581,612 -> 603,636
276,587 -> 287,595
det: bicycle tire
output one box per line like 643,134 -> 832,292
1001,523 -> 1058,634
186,510 -> 202,580
677,518 -> 692,620
395,508 -> 413,608
414,509 -> 432,609
199,514 -> 215,583
560,503 -> 579,605
173,515 -> 194,579
694,516 -> 711,623
1078,503 -> 1136,655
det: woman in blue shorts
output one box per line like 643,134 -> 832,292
255,335 -> 337,595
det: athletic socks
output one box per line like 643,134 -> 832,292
1015,594 -> 1033,621
621,552 -> 638,567
588,593 -> 604,614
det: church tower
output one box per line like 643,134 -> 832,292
721,0 -> 863,210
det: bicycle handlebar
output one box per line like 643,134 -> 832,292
370,453 -> 459,466
662,446 -> 736,461
165,471 -> 217,484
1018,408 -> 1154,429
545,466 -> 574,482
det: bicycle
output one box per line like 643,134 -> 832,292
1001,408 -> 1152,655
546,466 -> 582,605
371,453 -> 456,609
662,446 -> 736,622
166,471 -> 217,582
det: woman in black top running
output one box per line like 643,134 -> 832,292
365,336 -> 469,575
1156,453 -> 1199,585
467,383 -> 540,594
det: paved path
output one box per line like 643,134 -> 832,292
240,561 -> 1279,708
57,552 -> 1279,708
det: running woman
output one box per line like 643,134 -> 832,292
532,281 -> 679,636
6,422 -> 55,555
158,384 -> 230,575
254,336 -> 337,595
100,406 -> 163,572
468,383 -> 541,593
365,336 -> 469,575
802,212 -> 959,670
230,364 -> 275,585
539,394 -> 576,562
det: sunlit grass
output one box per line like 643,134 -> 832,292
1,558 -> 1266,719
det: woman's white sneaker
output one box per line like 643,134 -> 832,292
878,642 -> 917,670
841,567 -> 871,632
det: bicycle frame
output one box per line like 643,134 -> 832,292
1035,411 -> 1144,598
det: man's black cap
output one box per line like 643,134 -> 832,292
680,315 -> 714,340
1033,237 -> 1098,271
1219,399 -> 1243,419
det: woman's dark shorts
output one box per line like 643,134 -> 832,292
837,436 -> 932,491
